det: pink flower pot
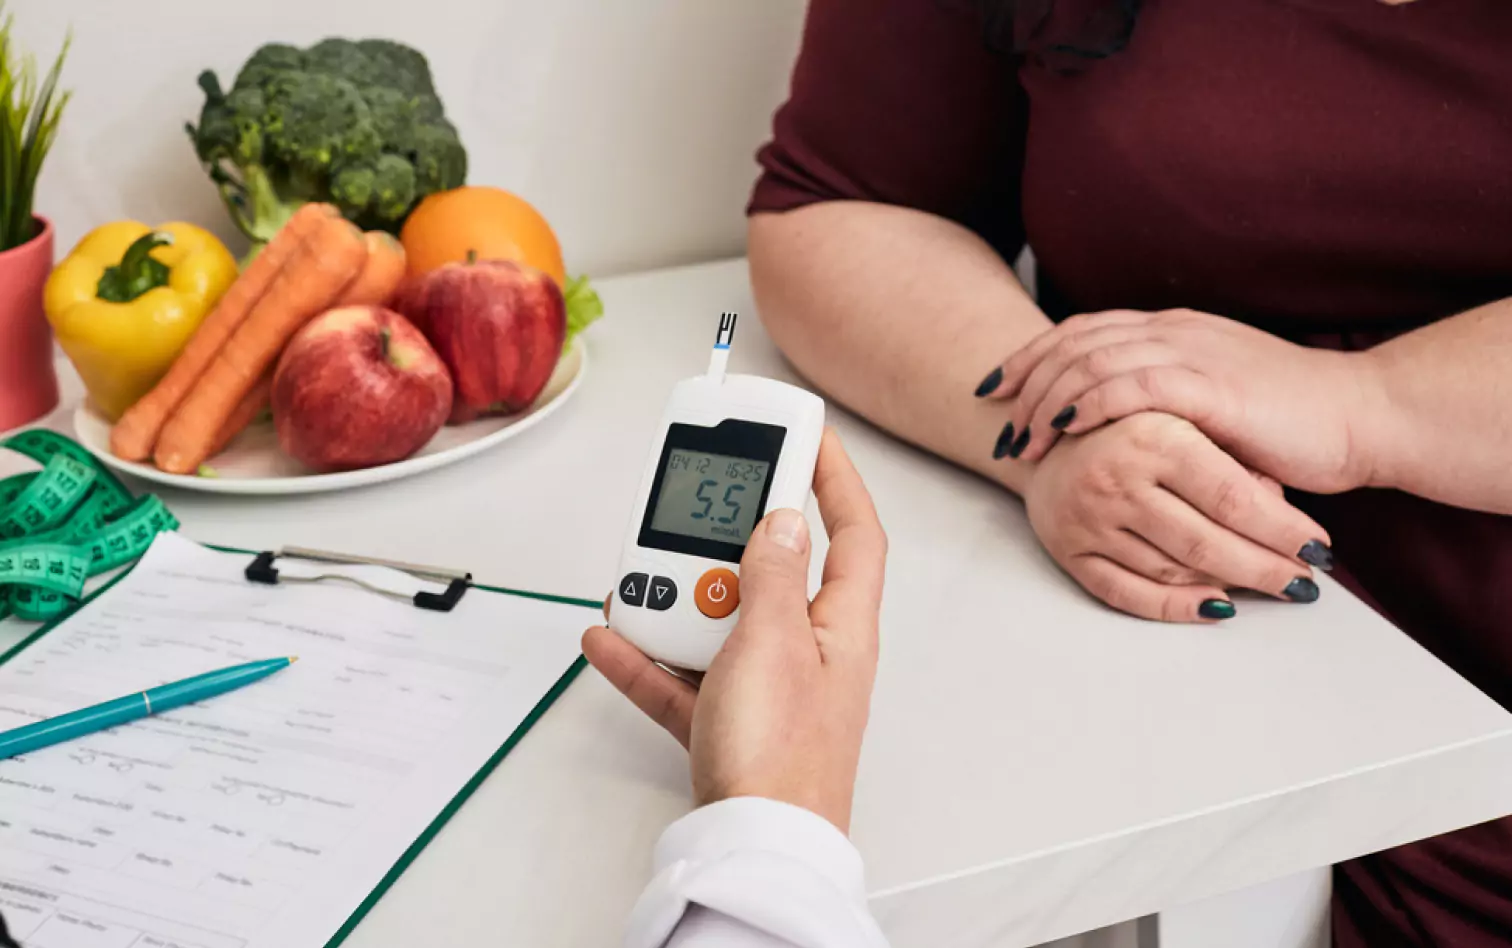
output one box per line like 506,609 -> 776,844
0,217 -> 60,431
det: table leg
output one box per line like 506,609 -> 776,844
1141,867 -> 1331,948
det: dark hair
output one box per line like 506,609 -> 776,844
0,910 -> 18,948
975,0 -> 1142,63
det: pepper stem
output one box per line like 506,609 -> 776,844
466,249 -> 478,265
96,231 -> 175,304
379,326 -> 392,363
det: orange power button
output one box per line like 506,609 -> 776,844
694,568 -> 740,619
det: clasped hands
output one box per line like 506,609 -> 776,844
977,307 -> 1387,622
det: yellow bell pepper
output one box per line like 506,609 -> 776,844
44,221 -> 238,420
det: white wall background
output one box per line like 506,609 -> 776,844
13,0 -> 807,277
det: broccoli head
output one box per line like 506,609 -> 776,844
189,73 -> 265,168
332,154 -> 418,222
412,120 -> 467,197
363,86 -> 420,154
263,72 -> 382,174
187,37 -> 467,247
233,43 -> 305,93
357,40 -> 437,97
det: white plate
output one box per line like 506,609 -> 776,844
73,340 -> 587,496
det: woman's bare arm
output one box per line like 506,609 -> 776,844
750,202 -> 1051,494
1356,296 -> 1512,512
750,202 -> 1332,618
745,0 -> 1332,619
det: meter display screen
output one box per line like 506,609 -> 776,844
649,450 -> 771,545
639,419 -> 787,564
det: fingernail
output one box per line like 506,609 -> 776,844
1284,577 -> 1320,603
1007,426 -> 1032,459
1297,541 -> 1334,571
1199,599 -> 1236,620
1051,405 -> 1077,430
975,367 -> 1004,398
765,508 -> 809,553
992,422 -> 1016,460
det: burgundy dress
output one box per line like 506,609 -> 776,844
748,1 -> 1512,944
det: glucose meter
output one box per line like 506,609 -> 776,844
611,313 -> 824,671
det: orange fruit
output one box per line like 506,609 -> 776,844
399,186 -> 567,288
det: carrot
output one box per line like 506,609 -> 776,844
153,216 -> 369,474
207,370 -> 273,458
110,203 -> 339,461
336,232 -> 407,306
185,233 -> 399,466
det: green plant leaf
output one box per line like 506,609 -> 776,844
0,3 -> 69,252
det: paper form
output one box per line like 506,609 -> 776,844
0,533 -> 591,948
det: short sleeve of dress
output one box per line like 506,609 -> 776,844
749,0 -> 1029,255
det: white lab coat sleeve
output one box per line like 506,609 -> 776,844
623,797 -> 890,948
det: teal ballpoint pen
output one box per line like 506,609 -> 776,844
0,656 -> 297,762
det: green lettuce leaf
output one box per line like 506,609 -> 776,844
564,274 -> 604,346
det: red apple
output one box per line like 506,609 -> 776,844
272,306 -> 453,472
392,259 -> 566,423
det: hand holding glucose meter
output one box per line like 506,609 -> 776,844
612,313 -> 825,671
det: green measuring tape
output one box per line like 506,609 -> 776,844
0,429 -> 177,622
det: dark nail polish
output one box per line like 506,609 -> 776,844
1297,541 -> 1334,571
1199,599 -> 1236,620
992,422 -> 1016,460
975,367 -> 1004,398
1007,426 -> 1032,459
1284,577 -> 1321,604
1051,405 -> 1077,430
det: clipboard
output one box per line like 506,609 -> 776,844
0,538 -> 601,948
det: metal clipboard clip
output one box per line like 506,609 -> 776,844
244,545 -> 472,612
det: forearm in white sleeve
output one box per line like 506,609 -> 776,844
623,797 -> 889,948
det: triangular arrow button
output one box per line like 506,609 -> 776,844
619,572 -> 648,607
648,575 -> 678,611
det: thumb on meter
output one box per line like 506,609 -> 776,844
732,507 -> 813,635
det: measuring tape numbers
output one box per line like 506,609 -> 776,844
0,429 -> 177,621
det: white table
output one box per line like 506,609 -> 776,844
6,259 -> 1512,948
